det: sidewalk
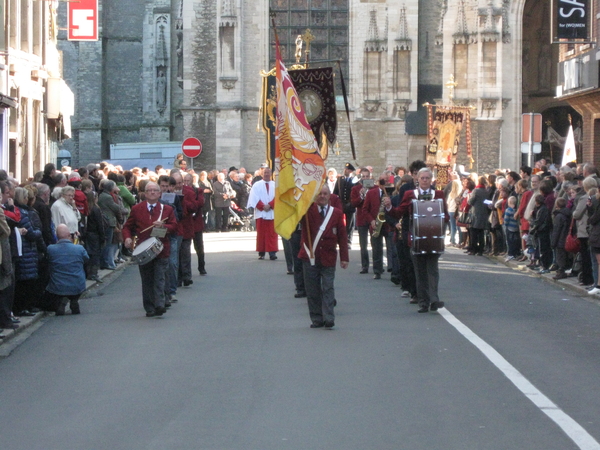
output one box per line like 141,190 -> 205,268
0,262 -> 129,347
485,251 -> 600,302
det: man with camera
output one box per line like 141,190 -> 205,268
351,167 -> 374,274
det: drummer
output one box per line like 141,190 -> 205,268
123,181 -> 178,317
383,167 -> 449,313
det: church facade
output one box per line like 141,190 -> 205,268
58,0 -> 574,174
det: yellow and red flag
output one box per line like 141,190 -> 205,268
274,41 -> 326,239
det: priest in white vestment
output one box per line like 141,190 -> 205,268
248,168 -> 278,260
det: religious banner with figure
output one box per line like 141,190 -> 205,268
426,104 -> 473,186
260,67 -> 336,167
288,67 -> 337,149
273,41 -> 326,240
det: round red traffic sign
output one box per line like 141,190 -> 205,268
182,137 -> 202,158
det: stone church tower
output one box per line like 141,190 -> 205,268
58,0 -> 559,175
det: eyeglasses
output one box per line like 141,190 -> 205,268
145,189 -> 160,193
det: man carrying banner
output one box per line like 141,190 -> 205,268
248,167 -> 278,260
298,185 -> 349,329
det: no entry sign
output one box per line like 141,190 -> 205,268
182,137 -> 202,158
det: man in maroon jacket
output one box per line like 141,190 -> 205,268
123,182 -> 178,317
179,173 -> 203,285
363,174 -> 389,279
350,167 -> 372,274
298,185 -> 349,329
384,168 -> 449,313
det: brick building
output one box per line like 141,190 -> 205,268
57,0 -> 579,174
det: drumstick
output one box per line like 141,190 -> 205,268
139,218 -> 168,234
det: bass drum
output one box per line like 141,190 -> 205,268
131,237 -> 164,265
410,199 -> 445,255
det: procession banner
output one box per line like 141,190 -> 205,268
561,124 -> 577,166
273,42 -> 326,240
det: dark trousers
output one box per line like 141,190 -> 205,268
555,247 -> 568,271
370,232 -> 384,275
303,260 -> 336,325
469,227 -> 485,254
345,211 -> 355,245
358,225 -> 370,271
579,238 -> 594,284
506,229 -> 520,257
13,279 -> 38,314
412,253 -> 441,307
0,281 -> 14,328
42,291 -> 82,312
537,232 -> 553,270
396,239 -> 416,296
215,207 -> 229,231
290,228 -> 304,294
282,238 -> 293,272
139,257 -> 169,313
193,231 -> 206,272
179,238 -> 192,281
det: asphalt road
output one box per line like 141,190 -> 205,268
1,232 -> 599,450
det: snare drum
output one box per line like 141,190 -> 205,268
131,237 -> 164,265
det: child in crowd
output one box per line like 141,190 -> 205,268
503,196 -> 520,261
530,194 -> 553,274
551,197 -> 572,280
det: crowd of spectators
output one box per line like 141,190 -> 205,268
0,156 -> 267,336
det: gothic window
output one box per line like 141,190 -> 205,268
269,0 -> 349,93
482,41 -> 496,86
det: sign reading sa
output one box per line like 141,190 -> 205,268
68,0 -> 98,41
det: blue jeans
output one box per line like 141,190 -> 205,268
101,227 -> 117,269
591,247 -> 598,286
448,212 -> 457,244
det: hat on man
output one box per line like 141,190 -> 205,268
260,163 -> 269,168
345,162 -> 356,172
229,166 -> 238,172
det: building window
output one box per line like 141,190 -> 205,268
269,0 -> 349,93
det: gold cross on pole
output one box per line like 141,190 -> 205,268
445,74 -> 458,103
302,29 -> 315,65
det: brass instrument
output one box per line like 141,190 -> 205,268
372,188 -> 388,238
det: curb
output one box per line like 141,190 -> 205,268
0,261 -> 130,348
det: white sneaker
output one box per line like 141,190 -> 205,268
401,291 -> 410,298
504,256 -> 515,262
589,287 -> 600,295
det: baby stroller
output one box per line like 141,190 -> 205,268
228,204 -> 254,232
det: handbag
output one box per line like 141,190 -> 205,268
565,219 -> 580,254
457,210 -> 472,226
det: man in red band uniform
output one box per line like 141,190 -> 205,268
123,182 -> 178,317
363,174 -> 389,279
178,172 -> 203,286
248,167 -> 278,260
298,185 -> 349,329
183,173 -> 207,275
384,167 -> 449,313
351,167 -> 372,273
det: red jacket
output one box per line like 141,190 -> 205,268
350,183 -> 369,226
363,186 -> 385,233
518,190 -> 533,231
122,201 -> 178,258
74,190 -> 89,216
179,185 -> 202,239
298,203 -> 349,266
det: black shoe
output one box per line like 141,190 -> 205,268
19,310 -> 36,317
146,311 -> 158,317
183,280 -> 193,286
387,268 -> 392,273
310,322 -> 324,328
70,301 -> 81,315
287,270 -> 293,275
418,306 -> 429,313
258,255 -> 265,260
360,269 -> 368,274
270,255 -> 278,260
390,276 -> 401,285
294,292 -> 307,298
199,270 -> 207,275
56,299 -> 68,316
373,274 -> 381,280
549,264 -> 558,272
155,306 -> 167,316
409,297 -> 419,304
324,322 -> 335,329
430,301 -> 445,311
90,275 -> 103,283
170,297 -> 178,303
165,302 -> 172,308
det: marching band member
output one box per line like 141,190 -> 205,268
350,167 -> 372,274
383,167 -> 449,313
123,182 -> 177,318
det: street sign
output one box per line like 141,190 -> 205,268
182,137 -> 202,158
521,142 -> 542,154
521,113 -> 542,143
68,0 -> 98,41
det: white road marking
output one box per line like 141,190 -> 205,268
439,308 -> 600,450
